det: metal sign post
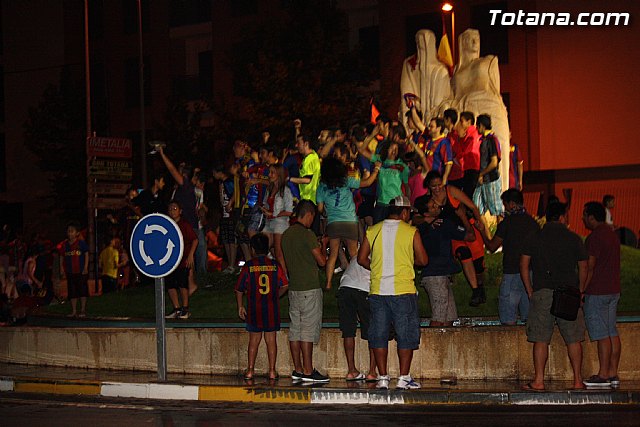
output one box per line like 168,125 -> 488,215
129,214 -> 184,382
155,277 -> 167,381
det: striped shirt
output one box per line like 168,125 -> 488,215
366,219 -> 417,296
235,256 -> 288,330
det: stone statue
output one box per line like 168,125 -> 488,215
400,29 -> 451,131
450,29 -> 510,191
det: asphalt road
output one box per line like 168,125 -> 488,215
1,393 -> 639,426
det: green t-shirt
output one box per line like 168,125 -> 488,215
371,154 -> 409,204
316,177 -> 359,224
299,151 -> 321,203
281,223 -> 321,291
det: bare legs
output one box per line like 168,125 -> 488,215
246,331 -> 278,379
326,238 -> 358,289
343,338 -> 377,380
596,335 -> 621,379
530,341 -> 583,390
372,347 -> 414,377
168,288 -> 188,311
224,243 -> 237,270
325,239 -> 341,289
70,297 -> 87,317
289,341 -> 314,375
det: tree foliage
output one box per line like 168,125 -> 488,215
23,73 -> 87,221
229,0 -> 376,143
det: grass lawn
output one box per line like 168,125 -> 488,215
43,246 -> 640,321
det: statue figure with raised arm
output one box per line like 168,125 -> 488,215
451,29 -> 510,192
400,29 -> 451,131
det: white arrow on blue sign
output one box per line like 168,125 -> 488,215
130,214 -> 184,278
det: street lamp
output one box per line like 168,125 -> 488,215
441,3 -> 455,65
138,0 -> 148,188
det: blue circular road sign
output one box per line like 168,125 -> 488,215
130,214 -> 184,278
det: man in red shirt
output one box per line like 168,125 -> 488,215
59,222 -> 89,318
581,201 -> 621,388
453,112 -> 481,201
165,201 -> 198,320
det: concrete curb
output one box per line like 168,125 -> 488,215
2,376 -> 640,405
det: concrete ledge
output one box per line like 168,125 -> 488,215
0,323 -> 638,381
2,375 -> 640,405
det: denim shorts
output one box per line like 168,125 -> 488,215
368,294 -> 420,350
583,294 -> 619,341
526,288 -> 585,344
498,273 -> 530,325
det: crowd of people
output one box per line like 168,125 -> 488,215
0,104 -> 623,391
220,109 -> 621,390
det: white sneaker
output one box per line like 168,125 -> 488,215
396,375 -> 421,390
333,266 -> 344,274
376,375 -> 390,390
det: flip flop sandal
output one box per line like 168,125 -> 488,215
521,382 -> 545,392
346,373 -> 365,381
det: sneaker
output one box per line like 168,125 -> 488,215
609,376 -> 620,387
469,288 -> 482,307
291,370 -> 304,381
376,375 -> 390,390
178,309 -> 191,319
222,266 -> 235,274
333,266 -> 344,274
165,309 -> 180,319
301,369 -> 330,383
396,375 -> 421,390
583,375 -> 611,387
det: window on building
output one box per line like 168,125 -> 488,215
89,0 -> 104,40
124,57 -> 152,108
471,2 -> 509,63
123,0 -> 150,35
169,0 -> 211,27
199,51 -> 213,98
405,13 -> 440,57
359,25 -> 380,75
0,65 -> 4,123
0,134 -> 5,192
91,62 -> 109,134
0,1 -> 3,55
231,0 -> 257,18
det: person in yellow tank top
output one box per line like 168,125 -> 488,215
357,195 -> 428,390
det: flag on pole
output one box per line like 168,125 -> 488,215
438,33 -> 454,69
370,98 -> 380,124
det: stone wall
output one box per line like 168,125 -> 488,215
1,325 -> 637,380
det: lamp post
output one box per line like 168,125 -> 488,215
138,0 -> 148,188
442,3 -> 455,64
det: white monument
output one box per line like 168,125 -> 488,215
400,29 -> 451,130
450,29 -> 510,192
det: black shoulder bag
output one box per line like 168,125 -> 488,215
540,232 -> 582,321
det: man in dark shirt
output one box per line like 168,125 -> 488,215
158,146 -> 198,231
581,201 -> 621,388
520,202 -> 587,391
416,194 -> 474,326
133,173 -> 166,216
472,114 -> 503,218
482,189 -> 539,325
